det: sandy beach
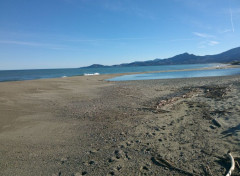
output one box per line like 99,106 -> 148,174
0,73 -> 240,176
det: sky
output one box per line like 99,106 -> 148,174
0,0 -> 240,70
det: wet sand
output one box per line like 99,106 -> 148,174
0,73 -> 240,175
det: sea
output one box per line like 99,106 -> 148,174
1,63 -> 240,82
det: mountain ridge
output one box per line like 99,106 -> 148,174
81,46 -> 240,68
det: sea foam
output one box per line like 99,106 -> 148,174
84,73 -> 100,76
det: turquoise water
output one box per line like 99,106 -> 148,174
107,67 -> 240,81
0,64 -> 218,82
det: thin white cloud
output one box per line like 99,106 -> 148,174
68,37 -> 198,44
229,7 -> 235,32
169,38 -> 195,42
0,40 -> 43,46
208,41 -> 219,46
193,32 -> 215,38
220,29 -> 232,33
198,40 -> 219,48
0,40 -> 67,50
68,37 -> 153,42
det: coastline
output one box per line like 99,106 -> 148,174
0,73 -> 240,175
1,63 -> 238,83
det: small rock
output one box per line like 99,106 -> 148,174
116,165 -> 122,171
120,144 -> 125,148
115,150 -> 124,159
89,149 -> 97,154
120,132 -> 125,135
89,160 -> 95,165
136,140 -> 141,143
126,141 -> 131,146
108,158 -> 115,163
61,158 -> 67,164
141,166 -> 149,171
210,125 -> 216,129
82,171 -> 87,175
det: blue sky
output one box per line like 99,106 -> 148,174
0,0 -> 240,70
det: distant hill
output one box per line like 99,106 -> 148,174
82,46 -> 240,68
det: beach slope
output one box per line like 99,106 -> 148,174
0,74 -> 240,175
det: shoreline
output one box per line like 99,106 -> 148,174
0,72 -> 240,175
1,64 -> 239,83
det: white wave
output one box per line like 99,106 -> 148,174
62,76 -> 67,78
214,64 -> 229,69
84,73 -> 100,76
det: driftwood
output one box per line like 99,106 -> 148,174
212,118 -> 222,127
156,89 -> 201,109
226,152 -> 235,176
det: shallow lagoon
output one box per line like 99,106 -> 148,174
108,67 -> 240,81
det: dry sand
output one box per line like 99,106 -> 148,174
0,73 -> 240,176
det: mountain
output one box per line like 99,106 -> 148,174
82,46 -> 240,68
84,64 -> 106,68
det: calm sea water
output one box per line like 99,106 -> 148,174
108,67 -> 240,81
0,63 -> 228,82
